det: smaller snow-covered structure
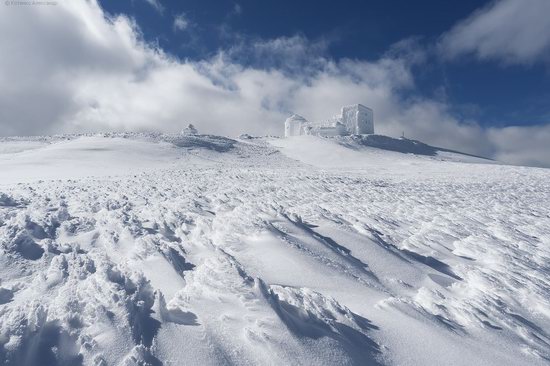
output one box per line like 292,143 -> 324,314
182,124 -> 198,135
284,104 -> 374,137
284,114 -> 308,137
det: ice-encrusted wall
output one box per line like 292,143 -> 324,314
284,114 -> 308,137
341,104 -> 374,135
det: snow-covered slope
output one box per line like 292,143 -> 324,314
0,134 -> 548,366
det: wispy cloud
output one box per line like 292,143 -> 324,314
143,0 -> 164,14
231,3 -> 242,16
173,13 -> 189,32
439,0 -> 550,65
222,34 -> 331,74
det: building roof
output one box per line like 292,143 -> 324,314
342,103 -> 372,111
285,114 -> 308,122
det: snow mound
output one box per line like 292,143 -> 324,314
349,134 -> 488,159
0,133 -> 293,184
261,283 -> 382,364
269,135 -> 495,170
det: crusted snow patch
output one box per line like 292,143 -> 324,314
262,283 -> 383,364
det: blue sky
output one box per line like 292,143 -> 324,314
100,0 -> 550,128
1,0 -> 550,166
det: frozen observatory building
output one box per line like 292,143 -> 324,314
284,104 -> 374,137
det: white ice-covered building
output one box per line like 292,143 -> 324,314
284,104 -> 374,137
284,114 -> 309,137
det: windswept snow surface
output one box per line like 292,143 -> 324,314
0,134 -> 549,365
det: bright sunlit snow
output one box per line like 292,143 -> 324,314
0,133 -> 548,365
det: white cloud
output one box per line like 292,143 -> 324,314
232,3 -> 242,16
143,0 -> 164,14
0,0 -> 549,168
440,0 -> 550,65
487,125 -> 550,167
173,13 -> 189,32
223,34 -> 330,73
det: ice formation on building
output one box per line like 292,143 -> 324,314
284,114 -> 308,137
284,104 -> 374,137
182,123 -> 198,135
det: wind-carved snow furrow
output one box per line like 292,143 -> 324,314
258,281 -> 384,366
281,212 -> 375,272
343,181 -> 550,362
265,215 -> 382,290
